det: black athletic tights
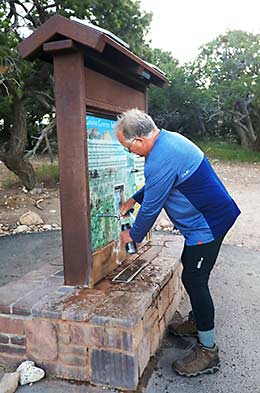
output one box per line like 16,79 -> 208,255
181,236 -> 224,331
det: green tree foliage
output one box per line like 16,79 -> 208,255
146,48 -> 208,137
194,30 -> 260,150
147,30 -> 260,150
0,0 -> 152,189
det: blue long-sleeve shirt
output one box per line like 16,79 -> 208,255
130,130 -> 240,246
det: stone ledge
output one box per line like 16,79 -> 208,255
0,265 -> 63,315
0,234 -> 184,390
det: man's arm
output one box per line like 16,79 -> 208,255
119,186 -> 145,217
130,166 -> 177,243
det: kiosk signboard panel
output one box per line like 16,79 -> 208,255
86,114 -> 144,251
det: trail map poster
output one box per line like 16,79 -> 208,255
86,114 -> 144,250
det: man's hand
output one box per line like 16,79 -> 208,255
120,228 -> 133,244
120,197 -> 136,217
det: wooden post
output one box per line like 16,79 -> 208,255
52,49 -> 93,287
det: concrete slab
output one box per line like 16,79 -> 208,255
0,372 -> 119,393
0,231 -> 63,286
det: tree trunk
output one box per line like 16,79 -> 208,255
238,101 -> 256,142
197,113 -> 207,136
232,102 -> 258,149
233,123 -> 251,149
0,94 -> 37,190
253,131 -> 260,151
2,155 -> 37,190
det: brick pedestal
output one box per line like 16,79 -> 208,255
0,234 -> 184,390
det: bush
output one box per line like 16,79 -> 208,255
35,164 -> 59,186
194,139 -> 260,163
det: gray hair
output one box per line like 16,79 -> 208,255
115,108 -> 156,140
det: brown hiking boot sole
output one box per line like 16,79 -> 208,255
168,325 -> 198,337
174,362 -> 220,377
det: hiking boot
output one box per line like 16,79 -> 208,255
168,312 -> 198,337
172,343 -> 220,377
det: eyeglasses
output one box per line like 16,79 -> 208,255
123,137 -> 137,153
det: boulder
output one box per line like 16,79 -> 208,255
19,211 -> 44,226
0,372 -> 19,393
13,225 -> 29,234
17,360 -> 45,386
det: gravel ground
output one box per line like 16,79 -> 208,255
155,161 -> 260,251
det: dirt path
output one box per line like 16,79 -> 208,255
154,160 -> 260,251
213,161 -> 260,251
0,160 -> 259,250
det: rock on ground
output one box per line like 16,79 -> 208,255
0,372 -> 19,393
13,225 -> 30,234
17,361 -> 45,386
19,211 -> 44,226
